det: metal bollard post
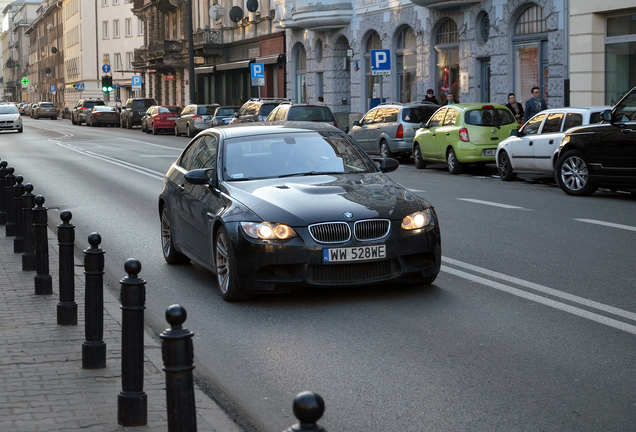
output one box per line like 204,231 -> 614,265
282,392 -> 326,432
118,258 -> 148,426
57,211 -> 77,325
82,233 -> 106,369
13,176 -> 25,253
160,304 -> 197,432
0,160 -> 7,225
21,184 -> 36,271
5,167 -> 16,236
33,195 -> 52,295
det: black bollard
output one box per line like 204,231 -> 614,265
118,258 -> 148,427
21,184 -> 36,271
5,167 -> 16,236
82,233 -> 106,369
282,392 -> 326,432
57,211 -> 77,325
13,176 -> 25,252
0,160 -> 7,225
33,195 -> 52,295
160,304 -> 197,432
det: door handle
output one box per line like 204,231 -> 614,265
446,132 -> 450,136
549,140 -> 554,144
529,141 -> 533,146
177,184 -> 185,192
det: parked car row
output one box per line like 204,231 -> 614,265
14,101 -> 58,120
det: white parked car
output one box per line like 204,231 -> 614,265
496,106 -> 611,181
0,104 -> 23,133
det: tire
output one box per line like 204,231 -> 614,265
556,150 -> 598,196
215,226 -> 246,302
91,120 -> 97,127
413,144 -> 426,169
72,116 -> 77,125
447,148 -> 463,174
160,206 -> 190,264
152,124 -> 158,135
380,140 -> 392,158
186,124 -> 194,138
497,151 -> 516,181
174,124 -> 180,136
18,127 -> 23,133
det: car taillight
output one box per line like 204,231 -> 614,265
81,107 -> 89,110
94,113 -> 101,116
396,124 -> 403,139
459,127 -> 470,142
482,105 -> 494,109
334,120 -> 338,128
193,115 -> 202,119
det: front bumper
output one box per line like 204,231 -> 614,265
0,120 -> 22,130
226,220 -> 442,292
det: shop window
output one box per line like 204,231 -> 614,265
435,19 -> 459,103
605,13 -> 636,105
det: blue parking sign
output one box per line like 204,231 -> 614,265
250,63 -> 265,79
371,49 -> 391,75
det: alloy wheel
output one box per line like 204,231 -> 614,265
560,155 -> 588,191
215,231 -> 231,295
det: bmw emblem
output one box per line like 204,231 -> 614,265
344,212 -> 353,219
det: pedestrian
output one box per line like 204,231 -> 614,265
423,89 -> 439,105
523,86 -> 547,122
442,93 -> 456,106
505,93 -> 524,125
318,96 -> 324,103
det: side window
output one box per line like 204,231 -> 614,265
361,109 -> 377,125
442,109 -> 457,126
246,103 -> 258,116
237,104 -> 248,116
542,113 -> 565,133
191,135 -> 218,170
563,113 -> 583,130
374,108 -> 387,124
383,107 -> 399,123
521,114 -> 546,136
276,107 -> 288,121
178,139 -> 200,170
588,112 -> 602,125
428,109 -> 447,128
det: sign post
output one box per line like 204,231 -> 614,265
250,63 -> 265,98
370,49 -> 391,108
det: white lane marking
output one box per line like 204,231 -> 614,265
119,138 -> 186,150
443,257 -> 636,322
442,265 -> 636,335
52,142 -> 165,180
574,218 -> 636,233
457,198 -> 529,210
409,189 -> 426,193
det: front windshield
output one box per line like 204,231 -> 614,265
0,105 -> 19,114
614,90 -> 636,122
222,131 -> 378,180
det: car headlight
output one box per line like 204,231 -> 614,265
401,209 -> 433,230
14,116 -> 20,121
240,222 -> 297,240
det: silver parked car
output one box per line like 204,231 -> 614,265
209,106 -> 240,127
496,106 -> 612,181
0,104 -> 23,133
175,104 -> 219,137
348,102 -> 439,160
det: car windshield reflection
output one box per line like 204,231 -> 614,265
222,132 -> 375,181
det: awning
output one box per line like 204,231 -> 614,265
215,60 -> 252,71
256,54 -> 283,64
195,65 -> 216,74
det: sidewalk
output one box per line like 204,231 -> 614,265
0,225 -> 242,432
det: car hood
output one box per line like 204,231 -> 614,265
0,113 -> 20,120
222,173 -> 425,226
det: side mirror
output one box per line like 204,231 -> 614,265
185,168 -> 216,187
509,129 -> 519,136
233,112 -> 238,117
352,120 -> 360,127
372,157 -> 400,173
601,109 -> 612,123
419,122 -> 428,129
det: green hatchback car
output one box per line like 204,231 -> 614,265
413,103 -> 519,174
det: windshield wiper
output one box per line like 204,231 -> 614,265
277,171 -> 344,178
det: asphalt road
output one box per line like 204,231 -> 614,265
2,118 -> 635,432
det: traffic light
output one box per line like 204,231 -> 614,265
101,76 -> 107,92
101,76 -> 113,92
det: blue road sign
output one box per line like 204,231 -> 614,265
131,75 -> 142,88
50,85 -> 56,93
371,49 -> 391,75
77,83 -> 85,91
250,63 -> 265,79
102,64 -> 111,73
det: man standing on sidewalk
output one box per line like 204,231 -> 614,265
524,86 -> 547,122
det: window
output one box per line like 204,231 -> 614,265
295,44 -> 307,103
126,52 -> 133,70
442,109 -> 457,126
427,109 -> 447,128
563,113 -> 583,130
125,18 -> 132,37
113,20 -> 120,38
113,0 -> 119,4
542,113 -> 564,133
114,53 -> 122,71
605,13 -> 636,105
137,18 -> 144,36
513,5 -> 548,105
521,113 -> 545,135
364,32 -> 382,109
101,0 -> 108,6
435,19 -> 459,104
361,108 -> 378,125
102,21 -> 109,39
395,27 -> 416,103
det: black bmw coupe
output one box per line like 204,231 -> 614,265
159,122 -> 441,301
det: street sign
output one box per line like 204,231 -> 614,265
250,63 -> 265,87
50,85 -> 56,94
103,57 -> 109,63
21,77 -> 29,86
77,83 -> 85,91
131,75 -> 142,89
371,49 -> 391,76
102,64 -> 111,73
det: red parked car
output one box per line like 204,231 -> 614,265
144,105 -> 181,134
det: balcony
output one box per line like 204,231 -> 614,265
193,28 -> 222,46
150,0 -> 179,12
148,41 -> 183,57
408,0 -> 479,9
132,48 -> 147,67
291,0 -> 353,31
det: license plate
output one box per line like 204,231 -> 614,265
167,117 -> 177,120
323,245 -> 386,263
484,149 -> 496,156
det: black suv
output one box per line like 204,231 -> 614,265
229,98 -> 289,124
554,86 -> 636,196
120,98 -> 157,129
72,99 -> 105,125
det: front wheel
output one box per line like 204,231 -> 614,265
414,144 -> 426,169
186,124 -> 194,138
447,148 -> 463,174
380,140 -> 392,158
174,124 -> 180,136
161,206 -> 190,264
556,150 -> 598,196
215,226 -> 246,302
152,124 -> 158,135
498,151 -> 516,181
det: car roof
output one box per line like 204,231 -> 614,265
441,103 -> 509,111
530,106 -> 612,114
206,121 -> 343,139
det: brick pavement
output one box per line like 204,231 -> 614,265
0,227 -> 242,432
